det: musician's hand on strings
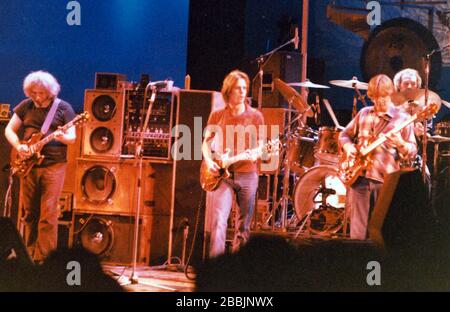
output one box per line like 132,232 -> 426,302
386,132 -> 409,155
205,158 -> 220,175
343,142 -> 357,159
53,127 -> 66,142
16,144 -> 31,157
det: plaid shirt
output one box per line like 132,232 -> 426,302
339,106 -> 417,183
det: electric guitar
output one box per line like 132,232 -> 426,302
338,104 -> 438,187
10,112 -> 90,177
200,139 -> 280,192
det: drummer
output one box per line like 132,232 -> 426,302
393,68 -> 432,137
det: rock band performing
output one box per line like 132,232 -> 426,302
0,0 -> 449,293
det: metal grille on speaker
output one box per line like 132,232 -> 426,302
81,165 -> 116,204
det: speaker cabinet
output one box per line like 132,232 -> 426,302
0,120 -> 20,225
252,51 -> 302,108
71,212 -> 169,265
74,158 -> 157,216
82,90 -> 125,158
165,90 -> 223,265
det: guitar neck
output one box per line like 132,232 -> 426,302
223,146 -> 261,168
32,118 -> 78,151
360,114 -> 417,156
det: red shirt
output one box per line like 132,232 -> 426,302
206,104 -> 264,172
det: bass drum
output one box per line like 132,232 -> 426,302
293,165 -> 347,235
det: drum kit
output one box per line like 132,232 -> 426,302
266,76 -> 448,237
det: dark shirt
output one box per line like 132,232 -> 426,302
14,98 -> 76,166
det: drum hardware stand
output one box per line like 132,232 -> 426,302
431,140 -> 441,220
294,180 -> 329,239
351,77 -> 368,118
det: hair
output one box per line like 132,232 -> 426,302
23,70 -> 61,98
221,70 -> 250,104
393,68 -> 422,91
367,74 -> 394,100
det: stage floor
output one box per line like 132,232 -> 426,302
103,265 -> 195,292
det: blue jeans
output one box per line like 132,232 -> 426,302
21,163 -> 67,261
347,176 -> 383,240
205,172 -> 258,258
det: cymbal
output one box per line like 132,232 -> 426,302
428,135 -> 450,143
329,77 -> 368,90
391,89 -> 441,115
274,78 -> 313,117
288,79 -> 330,89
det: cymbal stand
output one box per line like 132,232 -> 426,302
422,53 -> 432,184
351,78 -> 368,118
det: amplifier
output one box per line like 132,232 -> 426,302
122,90 -> 176,159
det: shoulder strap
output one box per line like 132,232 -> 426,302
40,98 -> 61,135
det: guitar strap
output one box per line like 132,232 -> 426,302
40,98 -> 61,135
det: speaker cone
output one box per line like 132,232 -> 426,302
79,217 -> 114,257
92,95 -> 116,121
89,127 -> 114,153
81,165 -> 116,204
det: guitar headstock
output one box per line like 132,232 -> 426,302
416,103 -> 439,121
73,111 -> 90,125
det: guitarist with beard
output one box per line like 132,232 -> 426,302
4,71 -> 76,263
202,70 -> 264,259
339,74 -> 417,240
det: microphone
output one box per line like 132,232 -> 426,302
425,44 -> 450,58
294,27 -> 299,50
148,80 -> 168,88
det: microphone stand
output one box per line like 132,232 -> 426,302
422,45 -> 447,183
253,34 -> 299,231
423,53 -> 431,184
254,35 -> 298,110
127,83 -> 171,290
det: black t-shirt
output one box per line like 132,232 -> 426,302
14,98 -> 76,166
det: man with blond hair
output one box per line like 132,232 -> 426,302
339,74 -> 417,240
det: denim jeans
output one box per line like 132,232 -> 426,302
205,172 -> 258,258
347,176 -> 383,240
21,162 -> 67,261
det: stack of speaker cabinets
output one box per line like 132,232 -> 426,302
72,75 -> 170,265
71,74 -> 225,266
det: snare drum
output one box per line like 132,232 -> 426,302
314,127 -> 341,165
287,127 -> 317,174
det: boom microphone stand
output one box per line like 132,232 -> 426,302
254,29 -> 300,231
127,81 -> 171,290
